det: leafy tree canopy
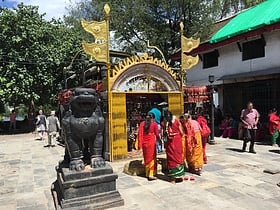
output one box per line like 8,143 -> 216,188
65,0 -> 264,62
0,0 -> 264,110
66,0 -> 215,60
0,3 -> 82,108
213,0 -> 265,19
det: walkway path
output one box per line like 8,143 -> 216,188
0,133 -> 279,210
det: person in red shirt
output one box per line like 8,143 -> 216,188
138,113 -> 160,181
268,108 -> 280,147
9,110 -> 16,133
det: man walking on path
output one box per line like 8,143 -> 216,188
240,102 -> 260,154
46,111 -> 60,147
36,110 -> 47,140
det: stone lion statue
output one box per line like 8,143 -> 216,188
61,88 -> 105,171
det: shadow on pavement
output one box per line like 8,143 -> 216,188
57,142 -> 65,147
156,173 -> 170,182
268,149 -> 280,154
255,141 -> 272,146
225,148 -> 244,153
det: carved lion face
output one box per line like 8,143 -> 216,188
70,88 -> 98,117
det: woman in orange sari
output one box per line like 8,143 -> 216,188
184,113 -> 204,175
138,114 -> 159,180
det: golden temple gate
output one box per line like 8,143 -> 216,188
107,53 -> 183,160
80,4 -> 199,161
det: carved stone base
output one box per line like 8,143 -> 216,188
51,163 -> 124,210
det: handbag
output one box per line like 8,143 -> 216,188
162,131 -> 168,143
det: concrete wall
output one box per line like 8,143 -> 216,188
185,30 -> 280,86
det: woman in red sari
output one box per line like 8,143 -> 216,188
138,114 -> 159,180
165,112 -> 185,183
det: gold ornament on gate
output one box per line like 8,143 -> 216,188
104,3 -> 110,16
81,4 -> 110,63
180,22 -> 200,70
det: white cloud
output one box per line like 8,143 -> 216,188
10,0 -> 81,20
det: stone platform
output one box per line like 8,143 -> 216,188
52,163 -> 124,210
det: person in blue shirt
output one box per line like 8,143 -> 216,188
148,107 -> 162,153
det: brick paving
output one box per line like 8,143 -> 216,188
0,133 -> 280,210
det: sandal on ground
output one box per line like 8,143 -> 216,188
148,176 -> 157,181
195,168 -> 202,176
183,176 -> 189,181
190,176 -> 195,181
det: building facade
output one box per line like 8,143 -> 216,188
172,0 -> 280,126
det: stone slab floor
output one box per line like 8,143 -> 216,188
0,133 -> 279,210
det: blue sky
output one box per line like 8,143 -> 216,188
0,0 -> 81,20
0,0 -> 17,8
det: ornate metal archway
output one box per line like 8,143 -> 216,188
108,53 -> 180,92
108,53 -> 183,160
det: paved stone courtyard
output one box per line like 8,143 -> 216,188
0,133 -> 280,210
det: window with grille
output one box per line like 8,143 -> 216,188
203,50 -> 219,69
242,38 -> 265,61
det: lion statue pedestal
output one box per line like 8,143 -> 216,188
52,163 -> 124,209
51,88 -> 124,209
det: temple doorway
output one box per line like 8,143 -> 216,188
108,54 -> 183,160
126,93 -> 167,152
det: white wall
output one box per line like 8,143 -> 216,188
185,30 -> 280,86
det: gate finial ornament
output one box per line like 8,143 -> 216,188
180,22 -> 200,71
81,4 -> 110,63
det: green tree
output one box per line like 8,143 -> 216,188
65,0 -> 265,62
213,0 -> 265,19
65,0 -> 217,61
0,3 -> 82,109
